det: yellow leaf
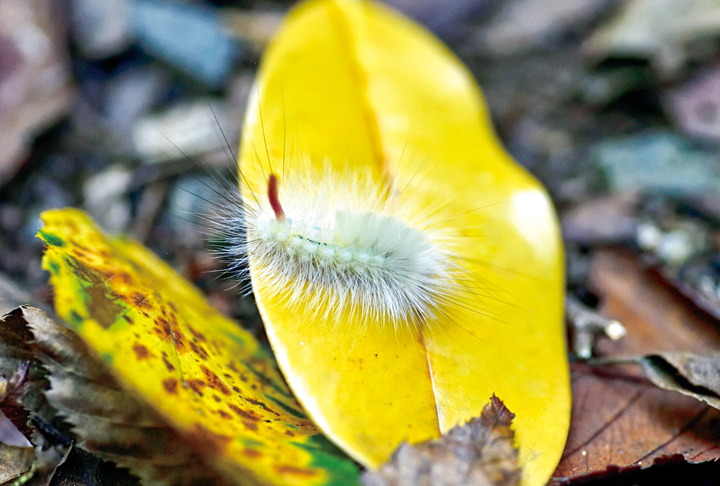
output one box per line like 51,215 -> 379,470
38,208 -> 359,486
238,1 -> 570,486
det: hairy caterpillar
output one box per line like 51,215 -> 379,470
223,164 -> 470,331
207,1 -> 571,486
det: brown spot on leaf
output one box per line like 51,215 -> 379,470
163,378 -> 178,394
100,268 -> 132,285
217,410 -> 232,419
70,239 -> 91,252
229,404 -> 260,422
154,316 -> 171,340
187,379 -> 206,396
154,312 -> 188,353
188,326 -> 207,342
243,448 -> 261,458
190,341 -> 209,361
129,292 -> 151,310
275,465 -> 317,477
243,420 -> 258,431
132,343 -> 153,361
246,397 -> 277,415
168,314 -> 187,351
162,355 -> 176,372
201,365 -> 231,395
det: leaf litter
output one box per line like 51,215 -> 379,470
637,353 -> 720,410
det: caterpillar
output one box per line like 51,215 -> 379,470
221,162 -> 472,331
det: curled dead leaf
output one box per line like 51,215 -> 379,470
48,446 -> 142,486
636,353 -> 720,410
361,395 -> 520,486
0,306 -> 69,447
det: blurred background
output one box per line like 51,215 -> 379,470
1,0 -> 720,484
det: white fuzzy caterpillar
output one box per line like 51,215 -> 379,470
211,159 -> 469,331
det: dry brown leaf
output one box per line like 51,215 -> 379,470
361,395 -> 520,486
0,307 -> 69,447
638,353 -> 720,410
552,249 -> 720,484
0,442 -> 34,483
48,447 -> 141,486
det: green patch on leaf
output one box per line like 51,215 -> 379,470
38,229 -> 64,247
296,436 -> 361,486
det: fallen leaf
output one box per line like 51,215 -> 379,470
0,307 -> 68,447
37,208 -> 359,486
0,310 -> 70,486
0,442 -> 34,483
638,353 -> 720,410
552,249 -> 720,483
48,447 -> 141,486
239,2 -> 570,486
361,395 -> 520,486
554,364 -> 720,483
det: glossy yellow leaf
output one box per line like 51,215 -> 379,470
239,1 -> 570,486
38,208 -> 359,486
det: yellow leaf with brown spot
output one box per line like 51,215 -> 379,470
38,208 -> 359,486
238,1 -> 570,486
